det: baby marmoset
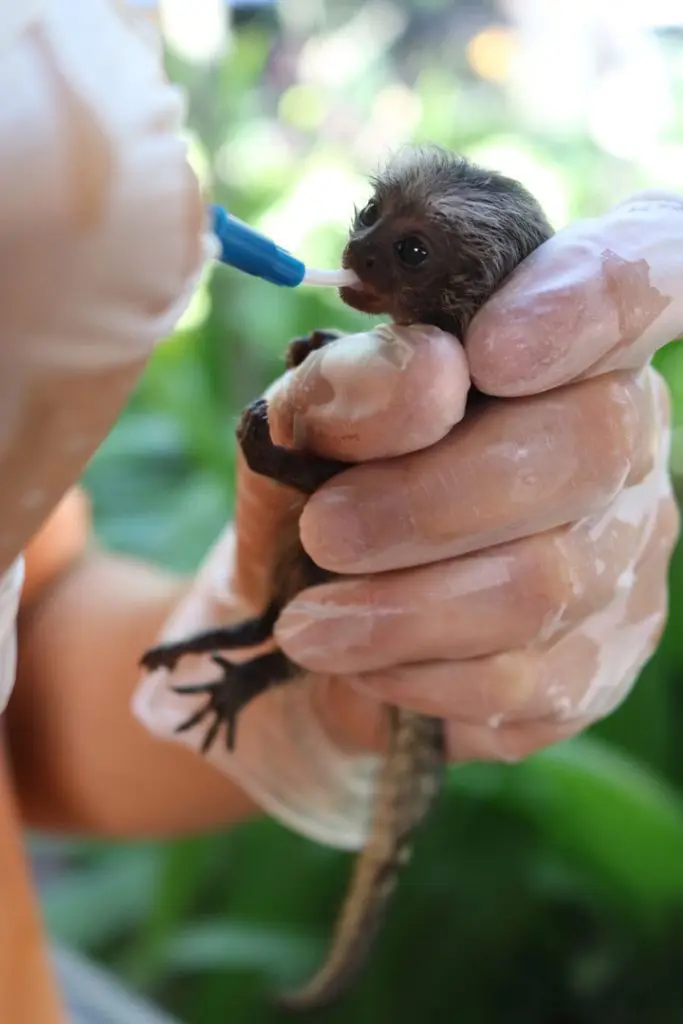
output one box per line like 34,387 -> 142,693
340,144 -> 553,337
140,144 -> 554,1010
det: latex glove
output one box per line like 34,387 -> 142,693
134,191 -> 681,851
0,0 -> 206,711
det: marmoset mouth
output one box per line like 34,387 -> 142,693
338,281 -> 389,316
339,242 -> 393,317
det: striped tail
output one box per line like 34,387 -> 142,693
275,708 -> 446,1012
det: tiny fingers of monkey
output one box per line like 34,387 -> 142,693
299,368 -> 659,575
266,324 -> 470,462
348,491 -> 677,733
467,190 -> 683,397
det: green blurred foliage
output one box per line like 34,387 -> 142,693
34,3 -> 683,1022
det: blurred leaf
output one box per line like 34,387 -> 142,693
42,847 -> 161,950
498,737 -> 683,919
165,921 -> 319,980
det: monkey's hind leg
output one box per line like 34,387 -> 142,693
139,599 -> 281,675
171,649 -> 301,754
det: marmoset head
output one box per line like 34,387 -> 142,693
340,144 -> 554,339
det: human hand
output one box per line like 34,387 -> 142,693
273,191 -> 680,765
134,190 -> 681,848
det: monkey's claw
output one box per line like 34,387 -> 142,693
236,397 -> 271,452
169,649 -> 297,754
140,642 -> 186,674
170,656 -> 256,753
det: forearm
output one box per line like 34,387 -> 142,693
7,545 -> 260,839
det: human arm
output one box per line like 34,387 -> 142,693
0,5 -> 210,1019
7,490 -> 259,837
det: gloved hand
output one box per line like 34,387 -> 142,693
0,1 -> 206,711
134,191 -> 681,851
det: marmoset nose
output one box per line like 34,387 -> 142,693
345,239 -> 390,290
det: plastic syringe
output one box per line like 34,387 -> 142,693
209,204 -> 358,289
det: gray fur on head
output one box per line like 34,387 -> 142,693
343,143 -> 554,339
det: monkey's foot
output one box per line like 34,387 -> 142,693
171,649 -> 298,754
237,397 -> 346,495
139,601 -> 280,675
285,328 -> 342,369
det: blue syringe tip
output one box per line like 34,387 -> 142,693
210,204 -> 305,288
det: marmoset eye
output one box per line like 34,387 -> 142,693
358,201 -> 380,227
394,235 -> 429,267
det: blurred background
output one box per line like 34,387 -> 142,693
32,0 -> 683,1020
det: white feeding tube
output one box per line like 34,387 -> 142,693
302,267 -> 360,287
